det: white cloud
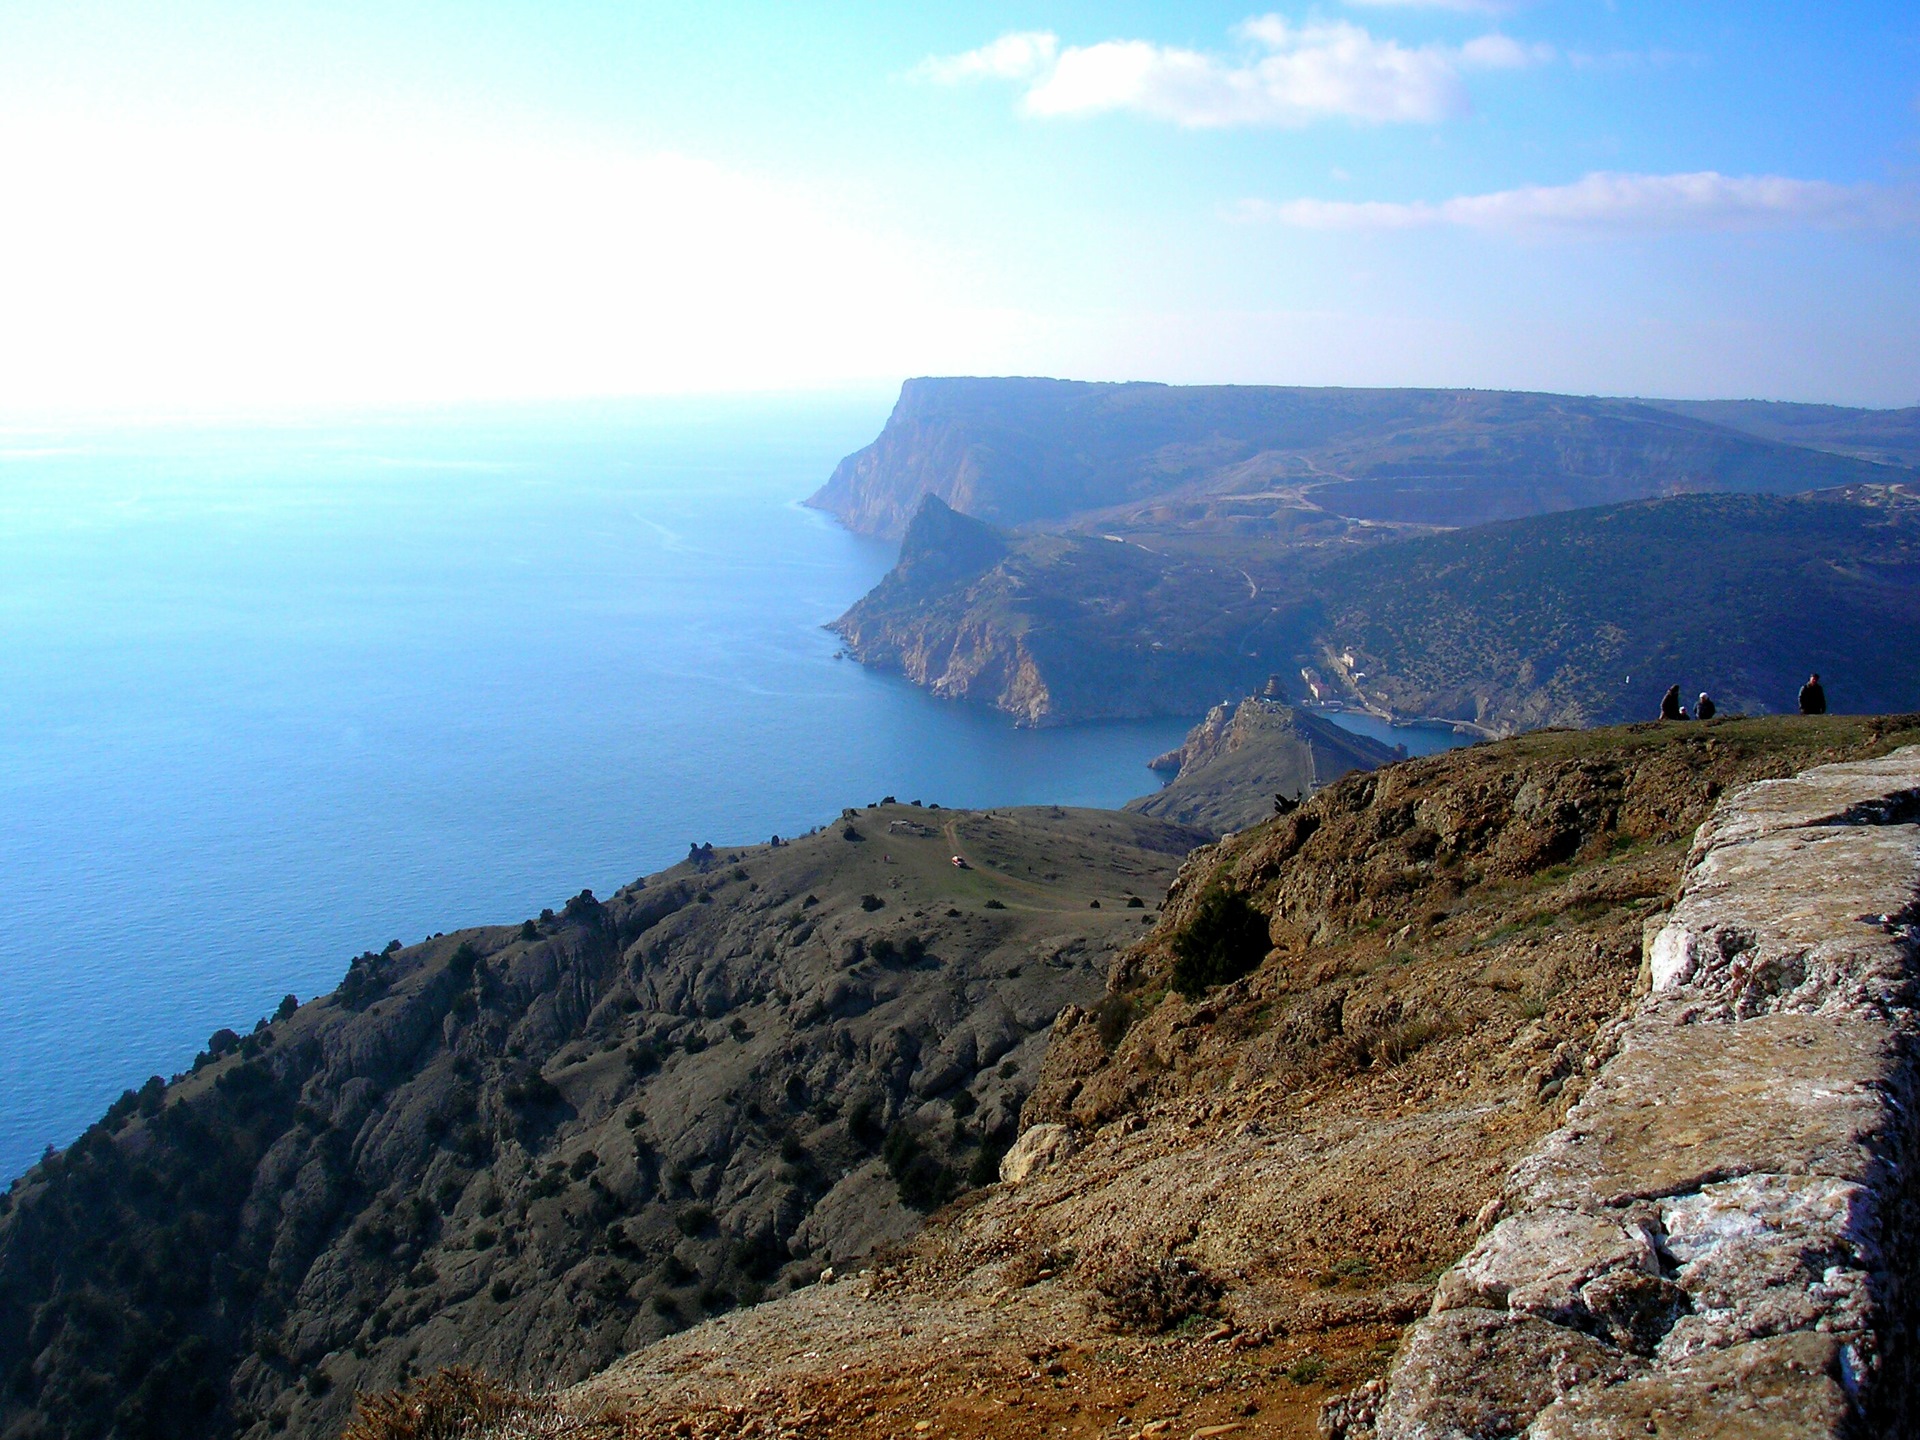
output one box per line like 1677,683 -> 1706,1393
1241,171 -> 1917,233
915,31 -> 1059,84
1457,34 -> 1553,69
920,15 -> 1548,128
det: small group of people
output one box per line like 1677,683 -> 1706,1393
1656,673 -> 1827,722
1658,685 -> 1717,722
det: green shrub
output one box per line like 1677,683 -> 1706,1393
1093,994 -> 1136,1049
882,1123 -> 954,1212
674,1205 -> 713,1235
1169,887 -> 1271,997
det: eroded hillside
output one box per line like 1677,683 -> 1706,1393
395,714 -> 1920,1440
0,805 -> 1202,1440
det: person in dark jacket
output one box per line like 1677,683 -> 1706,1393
1659,684 -> 1686,721
1696,693 -> 1717,721
1799,674 -> 1827,715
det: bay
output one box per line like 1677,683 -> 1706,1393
0,396 -> 1197,1181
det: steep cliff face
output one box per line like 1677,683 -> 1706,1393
807,379 -> 1903,541
833,485 -> 1920,731
0,805 -> 1202,1440
829,496 -> 1291,726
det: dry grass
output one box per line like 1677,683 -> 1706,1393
340,1368 -> 620,1440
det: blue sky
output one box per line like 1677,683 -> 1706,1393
0,1 -> 1915,414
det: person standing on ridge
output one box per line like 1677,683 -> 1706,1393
1799,674 -> 1827,715
1696,693 -> 1717,721
1660,684 -> 1686,721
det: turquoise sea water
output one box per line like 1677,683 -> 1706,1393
0,397 -> 1208,1182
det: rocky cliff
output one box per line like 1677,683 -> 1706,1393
832,485 -> 1920,731
829,496 -> 1291,726
0,805 -> 1202,1440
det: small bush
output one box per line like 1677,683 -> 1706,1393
519,919 -> 539,942
1088,1251 -> 1223,1331
1092,994 -> 1135,1050
882,1123 -> 954,1212
859,893 -> 884,911
1169,887 -> 1271,997
984,899 -> 1006,910
448,943 -> 479,981
967,1138 -> 1010,1188
489,1278 -> 513,1304
674,1205 -> 714,1236
1126,896 -> 1145,908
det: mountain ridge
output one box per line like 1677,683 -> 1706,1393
808,378 -> 1909,541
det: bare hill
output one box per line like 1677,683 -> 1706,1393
1646,397 -> 1920,470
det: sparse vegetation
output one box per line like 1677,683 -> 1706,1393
1087,1251 -> 1223,1332
1168,885 -> 1271,997
340,1367 -> 579,1440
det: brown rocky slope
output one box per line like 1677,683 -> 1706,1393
364,713 -> 1920,1440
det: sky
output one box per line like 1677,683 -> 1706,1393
0,1 -> 1916,417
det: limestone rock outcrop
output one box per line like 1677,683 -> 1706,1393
1345,746 -> 1920,1439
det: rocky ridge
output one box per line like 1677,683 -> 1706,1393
1349,746 -> 1920,1438
808,380 -> 1898,542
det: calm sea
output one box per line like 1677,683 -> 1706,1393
0,396 -> 1209,1181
